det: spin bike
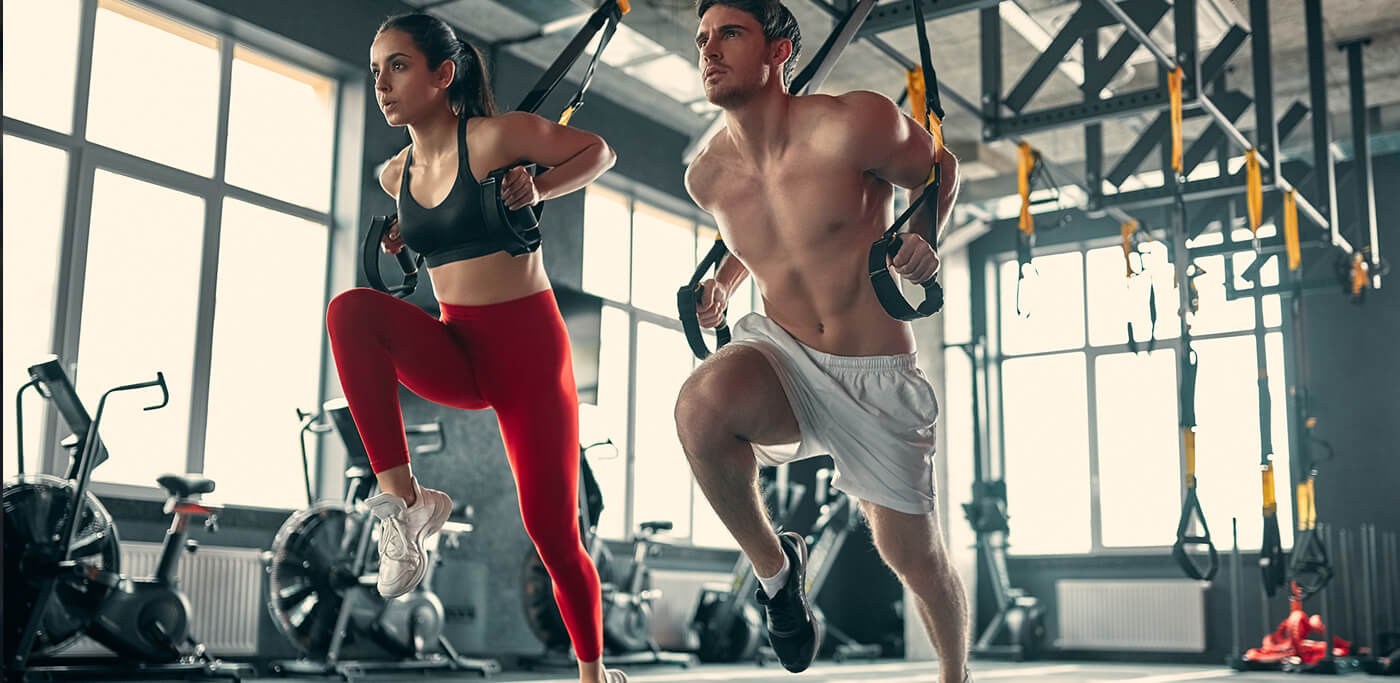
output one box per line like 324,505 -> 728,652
4,357 -> 253,681
756,467 -> 883,666
263,397 -> 500,679
521,440 -> 696,668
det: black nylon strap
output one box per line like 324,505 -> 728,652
363,214 -> 423,298
678,240 -> 734,360
480,1 -> 627,255
868,0 -> 946,322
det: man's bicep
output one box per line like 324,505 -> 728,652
880,116 -> 939,190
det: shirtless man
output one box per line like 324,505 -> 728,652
675,1 -> 969,681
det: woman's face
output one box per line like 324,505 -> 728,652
370,29 -> 453,126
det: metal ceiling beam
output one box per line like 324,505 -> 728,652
855,0 -> 1004,38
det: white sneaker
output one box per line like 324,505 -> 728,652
366,478 -> 452,598
605,670 -> 628,683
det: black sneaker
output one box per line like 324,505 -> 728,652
754,530 -> 821,673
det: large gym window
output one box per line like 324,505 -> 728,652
579,183 -> 754,549
1,0 -> 341,509
988,234 -> 1293,555
1,136 -> 71,477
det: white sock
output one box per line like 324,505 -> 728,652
756,553 -> 791,598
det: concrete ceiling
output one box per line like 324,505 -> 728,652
409,0 -> 1400,199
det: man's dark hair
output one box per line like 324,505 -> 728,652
697,0 -> 802,87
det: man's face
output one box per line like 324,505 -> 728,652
696,5 -> 786,109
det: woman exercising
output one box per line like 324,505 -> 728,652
326,14 -> 624,683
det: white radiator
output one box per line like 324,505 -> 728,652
60,541 -> 262,657
1055,579 -> 1207,652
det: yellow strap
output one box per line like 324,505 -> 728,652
1352,252 -> 1369,295
929,112 -> 945,164
907,69 -> 927,134
1284,190 -> 1301,271
617,0 -> 630,13
1296,477 -> 1317,531
558,106 -> 576,127
1246,149 -> 1263,235
1261,462 -> 1277,514
1183,427 -> 1197,487
1169,67 -> 1184,174
1121,220 -> 1139,278
1018,142 -> 1034,235
906,68 -> 945,173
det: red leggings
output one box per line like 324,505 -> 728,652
326,287 -> 602,661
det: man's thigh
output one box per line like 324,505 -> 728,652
859,499 -> 949,573
680,342 -> 801,447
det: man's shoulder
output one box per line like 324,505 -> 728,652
685,130 -> 734,207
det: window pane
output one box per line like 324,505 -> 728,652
582,185 -> 631,303
2,137 -> 69,475
1086,243 -> 1178,346
1002,352 -> 1090,555
632,321 -> 693,536
697,225 -> 753,322
631,203 -> 694,317
2,0 -> 82,132
942,249 -> 972,345
1192,334 -> 1293,551
692,479 -> 738,549
1095,350 -> 1180,547
225,46 -> 336,211
201,200 -> 328,507
578,306 -> 630,540
87,0 -> 220,175
79,171 -> 205,487
999,251 -> 1085,355
1186,254 -> 1254,335
1232,251 -> 1283,327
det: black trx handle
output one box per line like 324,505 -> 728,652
1290,528 -> 1333,600
479,0 -> 629,255
870,176 -> 945,321
1172,489 -> 1218,581
1172,348 -> 1218,581
678,239 -> 733,360
869,0 -> 945,322
479,163 -> 544,256
363,214 -> 423,298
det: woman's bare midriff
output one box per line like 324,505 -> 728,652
425,249 -> 552,306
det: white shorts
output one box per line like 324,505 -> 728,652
729,313 -> 939,515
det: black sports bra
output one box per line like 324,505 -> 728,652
396,116 -> 511,266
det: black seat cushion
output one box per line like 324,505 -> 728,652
156,473 -> 216,497
639,520 -> 673,533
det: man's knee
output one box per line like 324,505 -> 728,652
674,368 -> 731,455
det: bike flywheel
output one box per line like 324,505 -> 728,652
3,475 -> 121,659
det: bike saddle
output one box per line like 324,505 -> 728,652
640,521 -> 673,534
156,473 -> 216,498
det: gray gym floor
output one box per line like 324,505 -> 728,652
222,660 -> 1316,682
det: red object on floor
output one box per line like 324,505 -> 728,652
1243,583 -> 1351,666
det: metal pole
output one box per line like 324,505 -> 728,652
1320,523 -> 1334,662
1249,0 -> 1277,185
1340,38 -> 1380,280
1230,517 -> 1242,662
1339,528 -> 1356,651
1364,523 -> 1378,653
1304,0 -> 1339,243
